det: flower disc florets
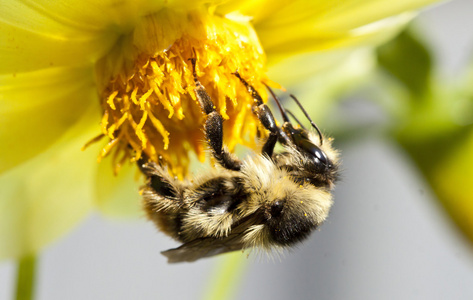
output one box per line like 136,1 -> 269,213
96,9 -> 269,177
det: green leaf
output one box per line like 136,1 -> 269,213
398,120 -> 473,245
395,83 -> 473,246
379,26 -> 473,246
377,26 -> 432,97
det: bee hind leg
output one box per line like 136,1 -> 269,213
138,154 -> 184,214
137,155 -> 188,239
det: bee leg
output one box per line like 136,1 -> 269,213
138,154 -> 182,197
189,58 -> 242,171
138,155 -> 187,240
233,72 -> 279,158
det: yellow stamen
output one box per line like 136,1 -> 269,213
107,91 -> 118,110
96,10 -> 269,177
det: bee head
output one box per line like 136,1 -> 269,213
265,87 -> 333,173
282,122 -> 331,172
239,157 -> 333,249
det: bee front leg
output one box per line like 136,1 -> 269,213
233,72 -> 279,158
189,58 -> 242,171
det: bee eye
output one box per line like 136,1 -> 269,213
270,200 -> 284,218
294,134 -> 330,170
313,147 -> 329,169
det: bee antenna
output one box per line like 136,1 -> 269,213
285,108 -> 306,130
264,83 -> 290,123
289,94 -> 323,144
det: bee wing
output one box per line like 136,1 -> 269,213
162,213 -> 264,263
161,233 -> 246,263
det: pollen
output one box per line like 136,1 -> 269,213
96,11 -> 269,177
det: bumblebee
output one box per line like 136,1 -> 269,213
139,58 -> 339,263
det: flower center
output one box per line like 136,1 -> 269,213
96,10 -> 269,177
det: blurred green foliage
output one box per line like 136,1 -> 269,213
376,26 -> 473,247
378,28 -> 432,97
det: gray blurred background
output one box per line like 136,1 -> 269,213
1,0 -> 473,299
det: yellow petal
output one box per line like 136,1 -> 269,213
259,12 -> 416,64
256,0 -> 437,30
218,0 -> 439,63
0,104 -> 101,260
94,157 -> 142,218
216,0 -> 287,23
0,0 -> 128,73
220,0 -> 438,26
0,65 -> 97,173
267,47 -> 375,88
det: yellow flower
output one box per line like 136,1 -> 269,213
0,0 -> 438,260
